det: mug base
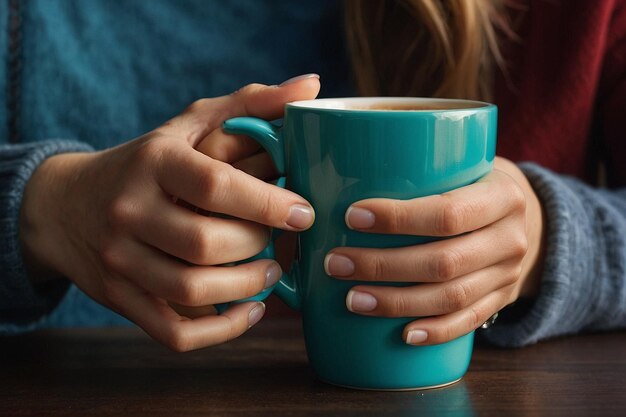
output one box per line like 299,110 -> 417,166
319,376 -> 462,392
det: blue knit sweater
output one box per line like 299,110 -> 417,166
1,0 -> 624,347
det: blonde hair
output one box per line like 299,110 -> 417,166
345,0 -> 516,102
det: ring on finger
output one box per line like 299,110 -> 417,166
480,311 -> 499,329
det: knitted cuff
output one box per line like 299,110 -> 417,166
481,162 -> 595,347
0,140 -> 94,331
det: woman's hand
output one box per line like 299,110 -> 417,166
19,76 -> 320,351
324,157 -> 545,345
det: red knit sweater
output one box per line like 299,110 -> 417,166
267,0 -> 626,316
495,0 -> 626,187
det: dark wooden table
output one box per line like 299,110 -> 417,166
1,319 -> 625,417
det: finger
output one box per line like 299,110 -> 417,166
169,302 -> 217,319
343,262 -> 519,317
162,75 -> 320,146
196,130 -> 261,163
402,289 -> 511,346
129,192 -> 270,265
345,169 -> 526,236
232,151 -> 279,181
324,218 -> 528,282
225,74 -> 320,120
157,146 -> 315,231
101,238 -> 283,306
106,276 -> 265,351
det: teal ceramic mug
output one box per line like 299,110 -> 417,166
223,97 -> 497,390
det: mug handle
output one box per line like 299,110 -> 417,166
214,117 -> 302,312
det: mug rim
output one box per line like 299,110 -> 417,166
286,97 -> 495,113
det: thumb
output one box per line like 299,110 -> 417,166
194,74 -> 320,161
160,74 -> 321,146
226,73 -> 321,120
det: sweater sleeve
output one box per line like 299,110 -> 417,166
481,162 -> 626,347
0,140 -> 94,333
598,0 -> 626,188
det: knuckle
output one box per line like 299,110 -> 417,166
158,118 -> 175,131
503,271 -> 519,287
235,83 -> 264,98
440,327 -> 455,343
177,99 -> 215,141
506,285 -> 521,304
242,266 -> 265,298
197,163 -> 232,206
372,253 -> 391,280
187,223 -> 221,264
468,305 -> 487,330
436,196 -> 465,235
185,98 -> 211,115
232,83 -> 265,114
135,137 -> 168,166
509,184 -> 527,213
255,190 -> 281,224
512,233 -> 529,258
221,313 -> 238,343
163,325 -> 193,353
442,282 -> 471,312
507,264 -> 524,285
433,249 -> 462,281
99,241 -> 123,273
131,138 -> 173,175
390,293 -> 413,317
173,273 -> 204,306
387,202 -> 410,234
107,197 -> 137,229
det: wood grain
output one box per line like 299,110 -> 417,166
1,319 -> 625,417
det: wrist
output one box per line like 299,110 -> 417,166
519,174 -> 546,299
19,152 -> 94,284
494,157 -> 546,299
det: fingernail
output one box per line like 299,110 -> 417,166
286,204 -> 315,230
279,73 -> 320,86
264,262 -> 282,289
346,290 -> 377,312
406,329 -> 428,345
248,302 -> 266,328
346,206 -> 375,229
324,253 -> 355,277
